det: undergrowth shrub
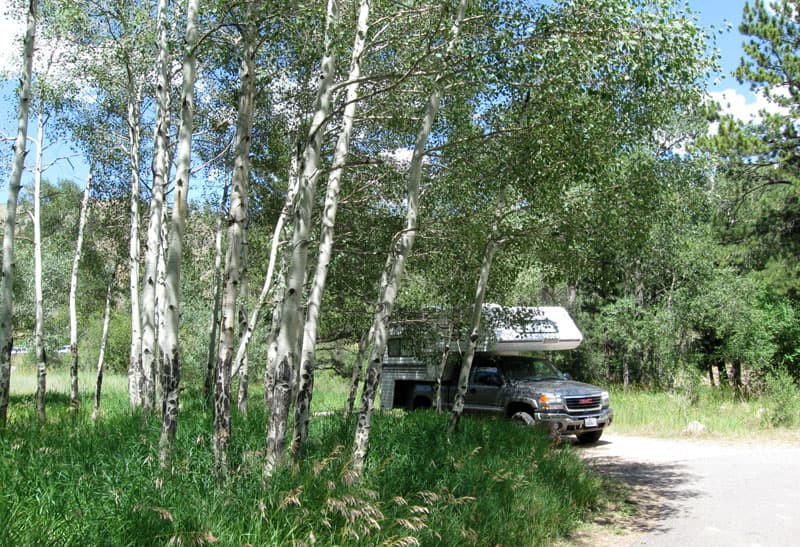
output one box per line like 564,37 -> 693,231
760,369 -> 800,427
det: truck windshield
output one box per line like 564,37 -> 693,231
500,357 -> 564,381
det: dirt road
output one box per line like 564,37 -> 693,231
570,433 -> 800,547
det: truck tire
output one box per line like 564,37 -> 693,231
511,411 -> 535,426
576,430 -> 603,444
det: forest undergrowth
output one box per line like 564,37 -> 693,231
1,366 -> 604,546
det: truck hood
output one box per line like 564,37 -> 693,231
508,378 -> 606,397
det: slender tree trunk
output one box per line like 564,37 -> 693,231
448,186 -> 506,434
567,283 -> 578,312
257,149 -> 301,407
92,279 -> 114,422
352,0 -> 468,477
143,0 -> 173,414
623,354 -> 630,391
263,282 -> 284,408
127,81 -> 144,410
214,18 -> 257,473
1,0 -> 37,426
448,242 -> 500,433
293,0 -> 371,456
69,172 -> 92,408
205,183 -> 229,405
141,183 -> 164,413
343,327 -> 371,417
236,297 -> 249,414
159,0 -> 200,466
265,0 -> 339,480
156,202 -> 169,406
232,151 -> 300,382
434,326 -> 453,413
33,113 -> 47,423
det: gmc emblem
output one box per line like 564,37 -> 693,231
578,398 -> 593,405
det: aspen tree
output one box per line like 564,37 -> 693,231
32,112 -> 46,423
92,277 -> 115,422
0,0 -> 37,426
293,0 -> 372,456
159,0 -> 200,465
69,172 -> 92,408
127,79 -> 144,410
214,2 -> 258,471
352,0 -> 468,477
141,0 -> 172,413
204,184 -> 228,405
265,0 -> 339,479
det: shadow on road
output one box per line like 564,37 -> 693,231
569,439 -> 703,538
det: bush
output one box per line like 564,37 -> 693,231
761,369 -> 800,427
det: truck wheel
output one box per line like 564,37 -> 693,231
576,430 -> 603,444
511,411 -> 535,426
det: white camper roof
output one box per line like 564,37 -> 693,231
479,304 -> 583,352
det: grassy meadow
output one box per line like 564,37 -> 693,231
610,384 -> 800,442
1,361 -> 605,546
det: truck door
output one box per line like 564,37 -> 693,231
464,366 -> 504,414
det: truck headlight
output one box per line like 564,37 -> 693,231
601,391 -> 609,407
538,392 -> 563,410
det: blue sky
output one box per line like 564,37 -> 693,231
692,0 -> 750,94
0,0 -> 767,199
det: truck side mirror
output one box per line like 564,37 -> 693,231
561,372 -> 572,380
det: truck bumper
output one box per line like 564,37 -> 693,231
533,408 -> 613,433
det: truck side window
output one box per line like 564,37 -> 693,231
474,367 -> 503,386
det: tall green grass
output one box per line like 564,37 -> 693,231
610,384 -> 800,440
2,365 -> 603,546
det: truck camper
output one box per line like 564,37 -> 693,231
381,304 -> 613,443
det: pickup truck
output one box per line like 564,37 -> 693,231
384,352 -> 613,444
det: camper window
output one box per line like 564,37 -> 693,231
387,337 -> 414,357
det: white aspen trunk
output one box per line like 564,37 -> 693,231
447,248 -> 493,433
263,286 -> 283,408
344,250 -> 394,417
448,188 -> 506,434
127,81 -> 144,410
69,171 -> 92,408
156,202 -> 169,406
159,0 -> 200,466
265,0 -> 339,480
434,326 -> 453,413
33,113 -> 47,423
205,183 -> 228,404
1,0 -> 37,426
143,0 -> 172,413
140,173 -> 165,413
236,294 -> 250,416
343,326 -> 372,417
293,0 -> 371,455
236,252 -> 249,415
92,279 -> 114,422
231,151 -> 301,382
259,150 -> 300,410
214,20 -> 256,472
352,0 -> 468,478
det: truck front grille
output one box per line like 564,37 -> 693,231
565,395 -> 601,412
